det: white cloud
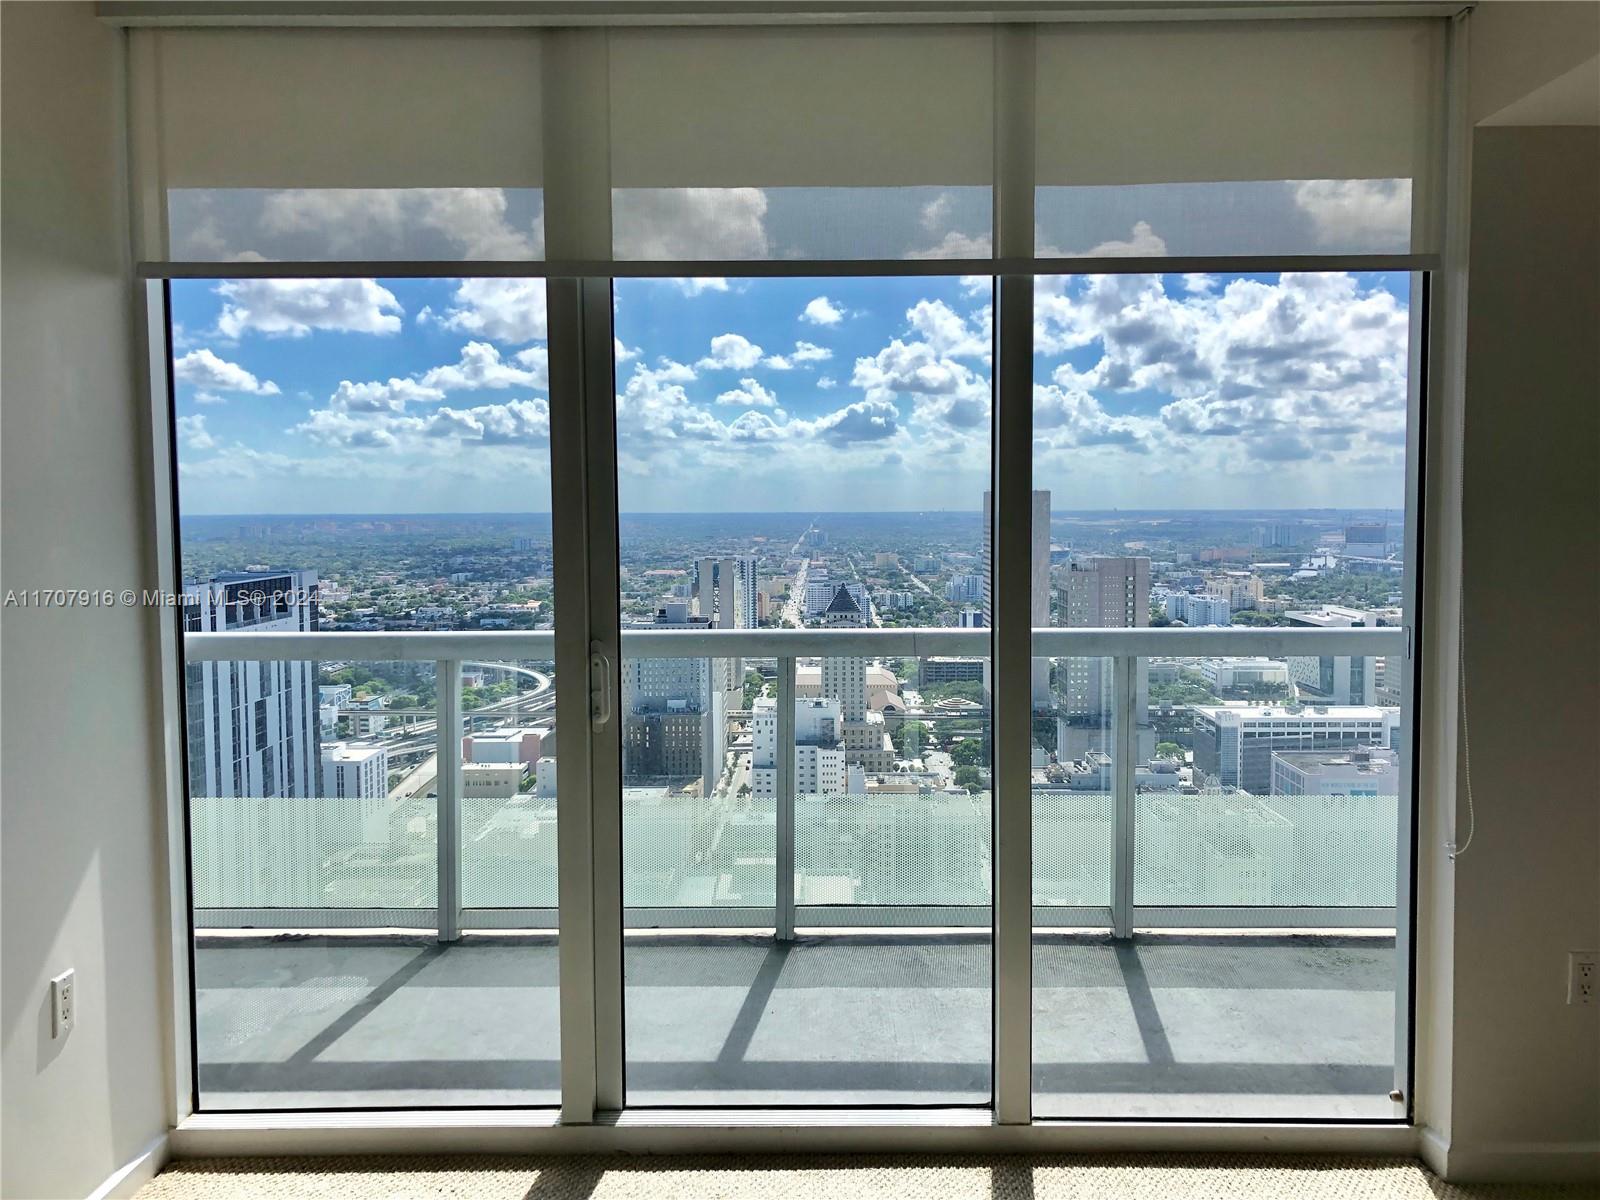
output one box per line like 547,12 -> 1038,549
329,378 -> 445,414
193,391 -> 226,406
435,278 -> 548,344
257,187 -> 543,260
906,299 -> 989,359
175,414 -> 216,450
424,398 -> 550,446
905,230 -> 993,260
803,398 -> 900,446
727,410 -> 787,442
907,190 -> 993,259
1045,220 -> 1169,259
802,296 -> 845,326
616,359 -> 724,446
714,378 -> 778,408
1033,272 -> 1411,469
293,408 -> 408,450
791,341 -> 832,364
1293,179 -> 1412,253
613,188 -> 769,259
615,338 -> 640,363
816,376 -> 838,390
420,341 -> 548,392
1033,383 -> 1153,452
850,300 -> 992,432
174,348 -> 280,396
672,278 -> 730,296
697,333 -> 765,371
215,279 -> 403,338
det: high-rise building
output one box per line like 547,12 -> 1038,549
1251,522 -> 1299,548
622,601 -> 740,794
693,556 -> 757,629
182,569 -> 321,801
1059,556 -> 1151,715
1343,521 -> 1389,558
1056,557 -> 1154,761
944,573 -> 983,604
815,586 -> 895,773
981,489 -> 1051,707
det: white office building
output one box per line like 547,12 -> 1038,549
1270,747 -> 1400,796
320,740 -> 389,801
1201,658 -> 1291,690
535,757 -> 558,798
1167,592 -> 1232,626
1191,704 -> 1400,793
1286,606 -> 1382,704
752,696 -> 844,798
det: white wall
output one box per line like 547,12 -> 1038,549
1,4 -> 172,1197
1441,120 -> 1600,1181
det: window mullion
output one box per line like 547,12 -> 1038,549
990,16 -> 1038,1132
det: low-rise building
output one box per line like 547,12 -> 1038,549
1201,658 -> 1291,690
462,761 -> 524,799
1270,746 -> 1399,796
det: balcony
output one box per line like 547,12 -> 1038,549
184,624 -> 1406,1119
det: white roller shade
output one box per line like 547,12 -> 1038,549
153,28 -> 543,189
608,26 -> 993,189
1035,19 -> 1444,189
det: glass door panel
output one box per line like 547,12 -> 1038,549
613,275 -> 995,1105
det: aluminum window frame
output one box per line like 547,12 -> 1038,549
136,10 -> 1457,1143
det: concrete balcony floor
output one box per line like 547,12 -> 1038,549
194,930 -> 1396,1119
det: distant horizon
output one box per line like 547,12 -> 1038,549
181,506 -> 1405,521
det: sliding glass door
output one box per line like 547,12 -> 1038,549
170,276 -> 563,1110
611,276 -> 995,1106
1028,272 -> 1417,1120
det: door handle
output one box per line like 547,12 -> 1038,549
589,648 -> 612,731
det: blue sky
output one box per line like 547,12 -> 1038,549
171,270 -> 1410,516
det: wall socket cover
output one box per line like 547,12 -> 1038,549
1569,951 -> 1598,1007
50,969 -> 75,1038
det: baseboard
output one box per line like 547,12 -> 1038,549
1418,1125 -> 1599,1183
87,1133 -> 169,1200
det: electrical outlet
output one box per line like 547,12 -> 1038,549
50,969 -> 75,1038
1569,951 -> 1598,1007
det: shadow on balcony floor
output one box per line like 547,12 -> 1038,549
193,930 -> 1394,1118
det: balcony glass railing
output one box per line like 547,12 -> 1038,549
184,625 -> 1405,934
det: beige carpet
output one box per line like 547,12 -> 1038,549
135,1154 -> 1598,1199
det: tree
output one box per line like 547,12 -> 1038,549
953,765 -> 984,793
1031,714 -> 1058,753
894,720 -> 929,757
950,739 -> 985,767
1155,741 -> 1184,760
